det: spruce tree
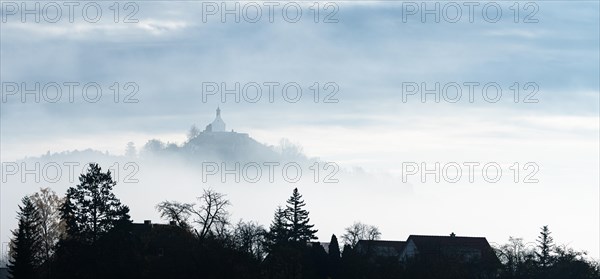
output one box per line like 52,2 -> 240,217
60,163 -> 131,243
266,206 -> 289,249
284,188 -> 317,242
8,196 -> 42,279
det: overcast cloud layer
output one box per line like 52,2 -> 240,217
1,1 -> 599,259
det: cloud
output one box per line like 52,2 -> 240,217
1,18 -> 189,38
1,1 -> 598,258
484,28 -> 547,39
136,19 -> 189,34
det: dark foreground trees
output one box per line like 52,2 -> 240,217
30,188 -> 63,270
262,188 -> 327,279
155,200 -> 193,229
341,221 -> 382,248
51,163 -> 135,279
6,166 -> 600,279
495,226 -> 600,279
8,197 -> 42,279
60,163 -> 131,243
284,188 -> 318,243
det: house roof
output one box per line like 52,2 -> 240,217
357,240 -> 407,252
408,235 -> 490,250
356,240 -> 407,257
406,235 -> 500,264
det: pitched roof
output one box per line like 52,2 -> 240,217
406,235 -> 499,264
408,235 -> 490,250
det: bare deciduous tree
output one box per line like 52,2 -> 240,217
495,237 -> 537,275
233,220 -> 267,260
341,222 -> 381,247
187,125 -> 201,141
30,187 -> 64,264
155,201 -> 194,229
190,189 -> 231,240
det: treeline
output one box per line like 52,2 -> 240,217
6,164 -> 600,279
494,227 -> 600,279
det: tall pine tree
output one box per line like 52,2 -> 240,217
8,196 -> 42,279
284,188 -> 317,243
60,163 -> 131,243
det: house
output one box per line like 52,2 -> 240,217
352,234 -> 500,278
131,220 -> 195,259
314,242 -> 331,254
400,234 -> 499,264
356,240 -> 407,259
399,233 -> 501,278
353,234 -> 500,266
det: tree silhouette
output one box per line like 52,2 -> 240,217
8,182 -> 600,279
496,236 -> 537,278
341,222 -> 381,247
30,188 -> 63,267
262,190 -> 320,279
284,188 -> 317,243
187,125 -> 201,140
155,200 -> 193,229
536,225 -> 554,269
8,196 -> 42,279
190,189 -> 230,241
266,206 -> 289,250
328,234 -> 341,279
549,245 -> 600,279
60,163 -> 131,243
233,220 -> 267,260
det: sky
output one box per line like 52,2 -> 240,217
1,1 -> 599,259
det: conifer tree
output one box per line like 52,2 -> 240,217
266,206 -> 289,249
60,163 -> 131,243
536,225 -> 554,269
328,234 -> 341,278
284,188 -> 317,243
8,196 -> 42,279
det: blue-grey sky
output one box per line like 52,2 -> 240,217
1,1 -> 599,259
